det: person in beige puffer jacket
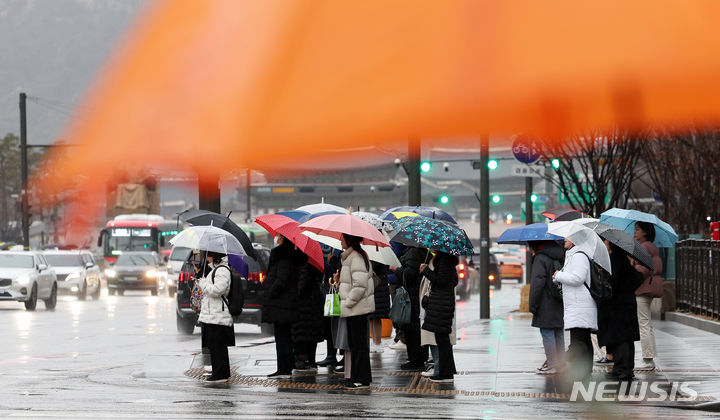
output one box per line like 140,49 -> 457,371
333,234 -> 374,389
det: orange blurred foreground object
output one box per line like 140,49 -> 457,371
35,0 -> 720,235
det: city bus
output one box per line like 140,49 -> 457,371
97,214 -> 181,264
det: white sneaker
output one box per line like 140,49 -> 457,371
421,366 -> 434,377
370,343 -> 384,354
388,341 -> 406,350
203,365 -> 212,373
636,359 -> 655,370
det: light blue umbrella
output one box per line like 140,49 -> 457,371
599,208 -> 678,247
497,223 -> 563,245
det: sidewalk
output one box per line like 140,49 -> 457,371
185,311 -> 720,405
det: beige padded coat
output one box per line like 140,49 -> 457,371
338,248 -> 375,317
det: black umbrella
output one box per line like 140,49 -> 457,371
542,207 -> 589,221
178,210 -> 258,260
582,221 -> 653,270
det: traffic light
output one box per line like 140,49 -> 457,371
439,194 -> 450,205
531,194 -> 538,203
505,213 -> 513,224
491,194 -> 501,204
420,161 -> 432,173
487,159 -> 499,170
551,158 -> 561,169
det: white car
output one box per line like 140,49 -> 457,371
165,246 -> 191,297
43,250 -> 102,300
0,251 -> 58,311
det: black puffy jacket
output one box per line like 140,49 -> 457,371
421,253 -> 459,334
261,242 -> 303,324
394,247 -> 428,330
529,243 -> 565,329
598,246 -> 644,347
292,261 -> 325,344
368,262 -> 390,320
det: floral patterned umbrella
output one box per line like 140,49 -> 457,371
389,216 -> 473,256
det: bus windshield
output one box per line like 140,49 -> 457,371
108,228 -> 157,254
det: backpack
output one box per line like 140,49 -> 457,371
389,286 -> 412,327
548,259 -> 564,302
576,251 -> 612,304
212,264 -> 245,317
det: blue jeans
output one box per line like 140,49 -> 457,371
430,345 -> 439,376
539,328 -> 565,369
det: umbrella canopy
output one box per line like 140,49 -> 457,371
542,207 -> 589,221
255,214 -> 324,270
275,210 -> 311,222
547,221 -> 611,274
497,223 -> 564,245
351,211 -> 383,230
299,214 -> 390,249
301,230 -> 400,267
178,209 -> 257,259
578,221 -> 654,270
296,203 -> 349,215
599,208 -> 678,248
389,216 -> 474,256
380,206 -> 458,225
170,225 -> 247,256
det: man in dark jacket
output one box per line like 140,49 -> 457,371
391,246 -> 429,370
292,258 -> 325,371
528,241 -> 565,375
261,236 -> 303,378
598,241 -> 644,380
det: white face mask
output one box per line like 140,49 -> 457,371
273,236 -> 280,247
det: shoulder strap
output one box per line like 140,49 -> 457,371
211,264 -> 232,310
572,251 -> 593,289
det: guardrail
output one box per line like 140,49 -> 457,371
676,240 -> 720,320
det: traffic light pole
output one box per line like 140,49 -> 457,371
19,93 -> 29,249
408,138 -> 421,206
525,176 -> 533,284
479,136 -> 490,319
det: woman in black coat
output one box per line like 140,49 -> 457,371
292,258 -> 325,370
261,236 -> 304,378
420,251 -> 459,382
528,241 -> 565,374
368,261 -> 390,351
391,246 -> 429,370
598,241 -> 644,380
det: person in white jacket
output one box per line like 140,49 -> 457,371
553,237 -> 597,380
198,251 -> 234,382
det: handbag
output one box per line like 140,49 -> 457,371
190,277 -> 204,314
389,272 -> 412,327
324,286 -> 341,317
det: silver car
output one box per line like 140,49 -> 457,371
0,251 -> 58,311
43,250 -> 102,300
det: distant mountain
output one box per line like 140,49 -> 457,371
0,0 -> 145,144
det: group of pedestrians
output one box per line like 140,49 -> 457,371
529,221 -> 663,381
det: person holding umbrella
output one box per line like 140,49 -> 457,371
633,221 -> 664,370
292,255 -> 325,372
333,233 -> 375,389
419,250 -> 459,383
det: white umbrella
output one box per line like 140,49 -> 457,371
302,230 -> 400,267
547,221 -> 611,274
170,225 -> 247,256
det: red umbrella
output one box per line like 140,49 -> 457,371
541,207 -> 589,221
299,214 -> 390,249
255,214 -> 324,271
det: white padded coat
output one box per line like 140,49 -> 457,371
554,248 -> 598,331
198,258 -> 233,327
338,248 -> 375,317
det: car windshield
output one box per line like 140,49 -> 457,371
0,254 -> 34,268
169,247 -> 191,261
44,254 -> 84,267
116,254 -> 155,266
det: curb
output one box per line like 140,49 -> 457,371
665,312 -> 720,335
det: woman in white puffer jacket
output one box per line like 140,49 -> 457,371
198,251 -> 235,382
553,237 -> 597,379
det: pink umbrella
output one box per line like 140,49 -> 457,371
299,214 -> 391,249
255,214 -> 324,271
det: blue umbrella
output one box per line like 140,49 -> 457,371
599,208 -> 678,248
389,216 -> 473,256
380,206 -> 458,225
497,223 -> 563,245
275,210 -> 311,222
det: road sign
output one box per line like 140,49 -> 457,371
512,135 -> 540,164
511,164 -> 542,178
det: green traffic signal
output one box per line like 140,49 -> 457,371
420,161 -> 432,173
491,194 -> 501,204
531,194 -> 537,202
439,195 -> 450,205
487,159 -> 499,170
551,158 -> 561,169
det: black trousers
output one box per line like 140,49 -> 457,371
346,315 -> 372,384
404,326 -> 427,366
435,332 -> 456,378
274,322 -> 294,373
568,328 -> 593,379
608,341 -> 635,379
294,341 -> 318,366
323,317 -> 336,358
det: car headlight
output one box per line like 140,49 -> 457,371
15,275 -> 31,286
145,269 -> 158,278
104,269 -> 116,278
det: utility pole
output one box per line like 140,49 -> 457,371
245,168 -> 252,223
408,138 -> 421,206
525,176 -> 533,284
479,136 -> 490,319
19,93 -> 29,249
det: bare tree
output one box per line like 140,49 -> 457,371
639,128 -> 720,235
535,128 -> 646,217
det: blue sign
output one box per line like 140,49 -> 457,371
512,135 -> 540,164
